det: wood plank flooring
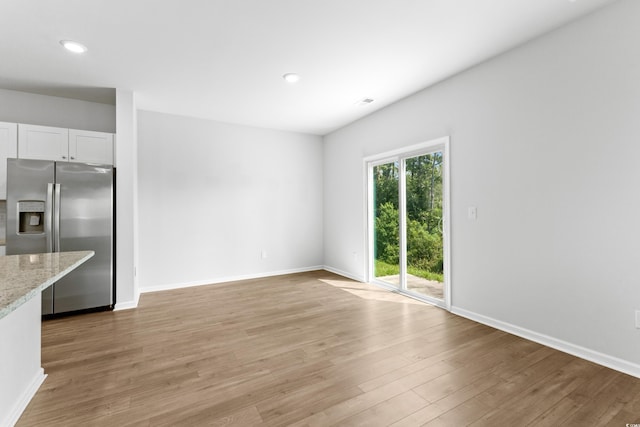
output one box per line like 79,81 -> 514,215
17,270 -> 640,426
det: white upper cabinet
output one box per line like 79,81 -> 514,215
0,122 -> 18,199
18,124 -> 69,161
69,129 -> 114,165
18,124 -> 114,165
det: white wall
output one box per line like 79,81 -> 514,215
137,111 -> 323,290
0,88 -> 115,132
115,90 -> 139,309
324,0 -> 640,373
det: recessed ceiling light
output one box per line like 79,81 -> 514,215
60,40 -> 88,54
283,73 -> 300,83
357,98 -> 375,106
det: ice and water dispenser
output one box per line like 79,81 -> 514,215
17,201 -> 45,234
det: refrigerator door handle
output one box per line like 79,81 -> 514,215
53,183 -> 61,253
46,183 -> 54,253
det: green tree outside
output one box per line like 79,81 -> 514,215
373,153 -> 443,283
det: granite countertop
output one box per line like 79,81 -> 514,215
0,251 -> 94,320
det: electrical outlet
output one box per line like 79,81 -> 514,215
635,310 -> 640,329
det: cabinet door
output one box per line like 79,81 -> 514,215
68,129 -> 114,165
0,122 -> 18,199
18,124 -> 69,161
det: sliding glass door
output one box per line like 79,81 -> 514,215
372,161 -> 401,288
404,152 -> 444,300
368,138 -> 450,308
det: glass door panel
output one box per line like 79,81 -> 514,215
404,152 -> 444,301
373,161 -> 400,288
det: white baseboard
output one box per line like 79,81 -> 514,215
139,265 -> 325,294
322,265 -> 366,283
3,369 -> 46,427
114,301 -> 137,311
113,290 -> 140,311
451,306 -> 640,379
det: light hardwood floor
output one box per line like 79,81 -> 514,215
17,270 -> 640,426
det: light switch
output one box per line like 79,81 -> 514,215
468,206 -> 477,220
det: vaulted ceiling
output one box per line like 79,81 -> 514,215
0,0 -> 617,135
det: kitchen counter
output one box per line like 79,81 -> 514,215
0,250 -> 94,427
0,250 -> 94,320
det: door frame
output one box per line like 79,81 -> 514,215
364,136 -> 451,310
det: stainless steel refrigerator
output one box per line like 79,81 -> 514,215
6,158 -> 114,315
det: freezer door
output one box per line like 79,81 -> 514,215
5,159 -> 55,315
54,162 -> 113,313
6,159 -> 54,254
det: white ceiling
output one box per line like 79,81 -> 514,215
0,0 -> 617,135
